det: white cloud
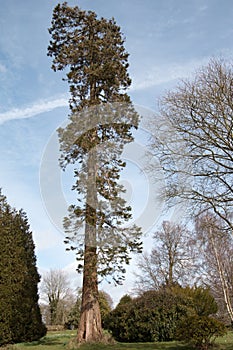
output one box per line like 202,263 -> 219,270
33,229 -> 63,251
199,5 -> 208,12
0,96 -> 68,124
131,49 -> 233,92
0,63 -> 7,74
131,57 -> 211,91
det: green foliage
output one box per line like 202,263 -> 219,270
104,295 -> 133,342
117,294 -> 133,306
65,297 -> 81,330
0,190 -> 46,345
105,289 -> 188,342
176,315 -> 226,349
172,286 -> 218,317
98,291 -> 112,327
48,2 -> 131,110
105,286 -> 225,345
189,287 -> 218,316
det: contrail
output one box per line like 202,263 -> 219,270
0,96 -> 68,125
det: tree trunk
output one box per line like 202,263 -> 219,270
77,246 -> 102,342
77,148 -> 103,343
49,299 -> 58,325
209,228 -> 233,323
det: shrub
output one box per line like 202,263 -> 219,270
105,289 -> 189,342
105,286 -> 226,344
104,295 -> 134,342
176,315 -> 227,349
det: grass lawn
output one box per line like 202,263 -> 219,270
10,330 -> 232,350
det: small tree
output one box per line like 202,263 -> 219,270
65,289 -> 82,330
176,286 -> 226,350
176,316 -> 226,350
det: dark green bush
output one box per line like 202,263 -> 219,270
104,296 -> 134,342
176,315 -> 226,349
105,286 -> 226,344
105,289 -> 189,342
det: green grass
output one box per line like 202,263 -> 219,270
10,330 -> 233,350
14,331 -> 75,350
76,342 -> 194,349
216,331 -> 233,350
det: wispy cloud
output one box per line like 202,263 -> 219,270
131,48 -> 233,92
0,63 -> 7,74
131,57 -> 211,91
0,96 -> 68,125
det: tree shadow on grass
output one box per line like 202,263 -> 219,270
114,343 -> 195,350
21,336 -> 65,347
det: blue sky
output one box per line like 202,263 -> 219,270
1,0 -> 233,303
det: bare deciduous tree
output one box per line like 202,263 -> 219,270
40,269 -> 74,325
149,59 -> 233,231
135,221 -> 198,292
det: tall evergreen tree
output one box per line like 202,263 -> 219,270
48,2 -> 142,343
0,191 -> 46,346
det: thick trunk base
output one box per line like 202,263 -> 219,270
77,298 -> 103,343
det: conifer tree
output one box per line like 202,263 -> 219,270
48,2 -> 142,343
0,191 -> 46,345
